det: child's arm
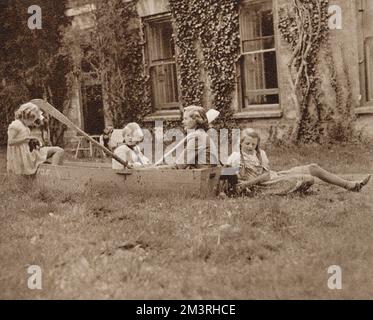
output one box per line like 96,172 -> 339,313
112,146 -> 131,170
7,128 -> 30,146
238,172 -> 270,187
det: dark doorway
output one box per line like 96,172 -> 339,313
81,84 -> 105,135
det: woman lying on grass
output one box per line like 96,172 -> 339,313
221,128 -> 371,196
158,105 -> 219,169
112,122 -> 151,170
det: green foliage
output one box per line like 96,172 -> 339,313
0,85 -> 30,146
66,0 -> 152,129
278,0 -> 330,143
94,0 -> 152,127
0,0 -> 71,146
169,0 -> 205,107
169,0 -> 240,129
325,48 -> 355,143
73,0 -> 240,129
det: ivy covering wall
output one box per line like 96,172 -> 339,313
278,0 -> 355,143
68,0 -> 356,143
169,0 -> 240,129
64,0 -> 152,129
72,0 -> 240,129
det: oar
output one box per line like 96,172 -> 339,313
30,99 -> 128,168
154,108 -> 220,166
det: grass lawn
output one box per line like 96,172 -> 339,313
0,144 -> 372,299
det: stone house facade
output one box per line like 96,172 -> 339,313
64,0 -> 373,143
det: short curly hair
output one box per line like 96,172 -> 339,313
122,122 -> 144,142
183,105 -> 209,131
15,102 -> 42,123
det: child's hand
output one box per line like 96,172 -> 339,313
25,136 -> 39,142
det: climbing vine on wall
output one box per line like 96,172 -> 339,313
169,0 -> 240,129
71,0 -> 151,128
69,0 -> 240,131
278,0 -> 330,143
169,0 -> 204,107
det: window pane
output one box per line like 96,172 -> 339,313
242,36 -> 275,52
240,1 -> 279,107
241,1 -> 274,53
244,93 -> 279,105
148,20 -> 175,63
151,63 -> 179,109
365,1 -> 373,38
146,17 -> 179,110
358,0 -> 373,104
242,51 -> 279,106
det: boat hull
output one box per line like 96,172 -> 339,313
35,162 -> 222,198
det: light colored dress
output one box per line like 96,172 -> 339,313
226,149 -> 315,195
112,144 -> 151,170
7,120 -> 48,175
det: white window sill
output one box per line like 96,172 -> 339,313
233,105 -> 283,119
143,110 -> 182,122
355,105 -> 373,115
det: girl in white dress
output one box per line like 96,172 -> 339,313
7,102 -> 64,175
112,122 -> 151,170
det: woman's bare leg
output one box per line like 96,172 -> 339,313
307,163 -> 371,191
45,147 -> 64,165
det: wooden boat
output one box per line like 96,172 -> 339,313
35,162 -> 222,198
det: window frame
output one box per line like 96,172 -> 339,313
237,0 -> 281,115
142,13 -> 180,112
357,0 -> 373,109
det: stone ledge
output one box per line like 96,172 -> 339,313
143,110 -> 182,122
233,106 -> 283,119
355,105 -> 373,115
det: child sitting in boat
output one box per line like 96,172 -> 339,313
223,128 -> 371,196
7,102 -> 64,175
99,125 -> 114,151
112,122 -> 151,170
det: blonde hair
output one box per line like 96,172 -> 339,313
183,105 -> 209,130
15,102 -> 42,122
240,128 -> 263,164
122,122 -> 144,142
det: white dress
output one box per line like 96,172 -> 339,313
112,144 -> 151,170
7,120 -> 48,175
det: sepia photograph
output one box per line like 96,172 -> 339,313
0,0 -> 372,304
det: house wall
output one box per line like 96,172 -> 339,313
65,0 -> 372,144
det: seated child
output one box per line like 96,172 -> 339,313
99,125 -> 114,152
7,102 -> 64,175
223,128 -> 371,196
112,122 -> 151,170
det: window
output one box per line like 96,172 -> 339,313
144,16 -> 179,111
239,0 -> 279,109
357,0 -> 373,105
